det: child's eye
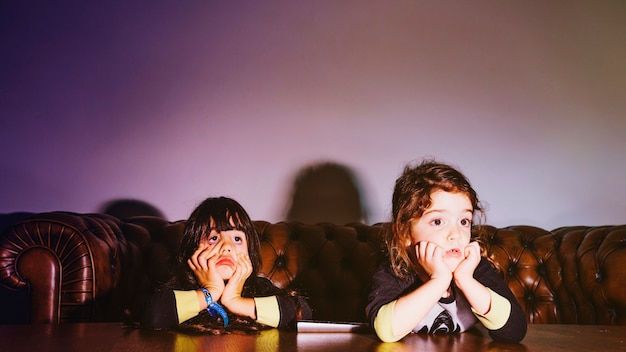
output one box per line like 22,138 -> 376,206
460,218 -> 472,227
234,236 -> 243,243
208,235 -> 219,244
430,218 -> 443,226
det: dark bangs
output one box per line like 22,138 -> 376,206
189,197 -> 253,235
209,209 -> 244,233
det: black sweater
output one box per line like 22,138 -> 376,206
366,258 -> 527,343
141,276 -> 311,330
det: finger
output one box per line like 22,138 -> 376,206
240,253 -> 253,277
200,243 -> 222,271
464,245 -> 472,258
189,247 -> 205,270
234,254 -> 249,277
426,242 -> 441,262
228,254 -> 248,283
196,248 -> 212,271
187,258 -> 197,271
204,241 -> 222,257
465,242 -> 480,258
240,252 -> 252,267
205,247 -> 221,271
430,242 -> 441,257
417,242 -> 427,261
419,242 -> 437,266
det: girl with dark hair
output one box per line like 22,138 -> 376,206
141,197 -> 311,333
366,159 -> 527,343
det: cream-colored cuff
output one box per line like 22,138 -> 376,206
254,296 -> 280,327
373,300 -> 409,343
173,290 -> 202,324
471,288 -> 511,330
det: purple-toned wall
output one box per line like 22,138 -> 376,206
2,1 -> 625,229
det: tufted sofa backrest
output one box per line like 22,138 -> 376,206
486,225 -> 626,325
254,221 -> 385,322
141,218 -> 626,324
1,212 -> 625,325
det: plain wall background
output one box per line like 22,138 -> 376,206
1,1 -> 625,229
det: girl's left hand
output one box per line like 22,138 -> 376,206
453,241 -> 481,282
220,252 -> 253,309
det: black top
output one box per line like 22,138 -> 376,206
366,258 -> 527,343
141,276 -> 311,330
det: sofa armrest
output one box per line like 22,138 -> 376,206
0,212 -> 150,324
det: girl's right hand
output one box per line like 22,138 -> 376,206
187,243 -> 225,301
415,241 -> 453,282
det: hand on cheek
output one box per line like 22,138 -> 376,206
221,253 -> 253,307
224,253 -> 252,291
453,241 -> 481,281
188,243 -> 225,297
416,241 -> 452,281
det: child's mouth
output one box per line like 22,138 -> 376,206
446,248 -> 462,257
216,257 -> 235,266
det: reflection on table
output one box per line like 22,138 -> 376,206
0,323 -> 624,352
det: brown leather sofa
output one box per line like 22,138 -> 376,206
1,211 -> 625,325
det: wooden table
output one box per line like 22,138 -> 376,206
0,323 -> 624,352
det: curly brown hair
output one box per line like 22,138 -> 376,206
386,159 -> 487,280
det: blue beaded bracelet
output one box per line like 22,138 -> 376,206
200,288 -> 229,327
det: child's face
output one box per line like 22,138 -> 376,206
200,228 -> 249,280
408,190 -> 473,272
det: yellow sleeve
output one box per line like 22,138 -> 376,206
173,290 -> 201,324
373,300 -> 411,343
172,291 -> 282,327
471,288 -> 511,330
253,296 -> 280,327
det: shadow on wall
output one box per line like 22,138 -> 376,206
284,162 -> 369,225
100,199 -> 165,219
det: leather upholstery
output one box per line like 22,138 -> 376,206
1,212 -> 625,325
485,225 -> 626,325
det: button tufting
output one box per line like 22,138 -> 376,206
275,256 -> 286,268
537,263 -> 547,277
507,262 -> 517,276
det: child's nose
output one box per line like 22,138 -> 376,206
220,240 -> 233,252
448,224 -> 462,241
